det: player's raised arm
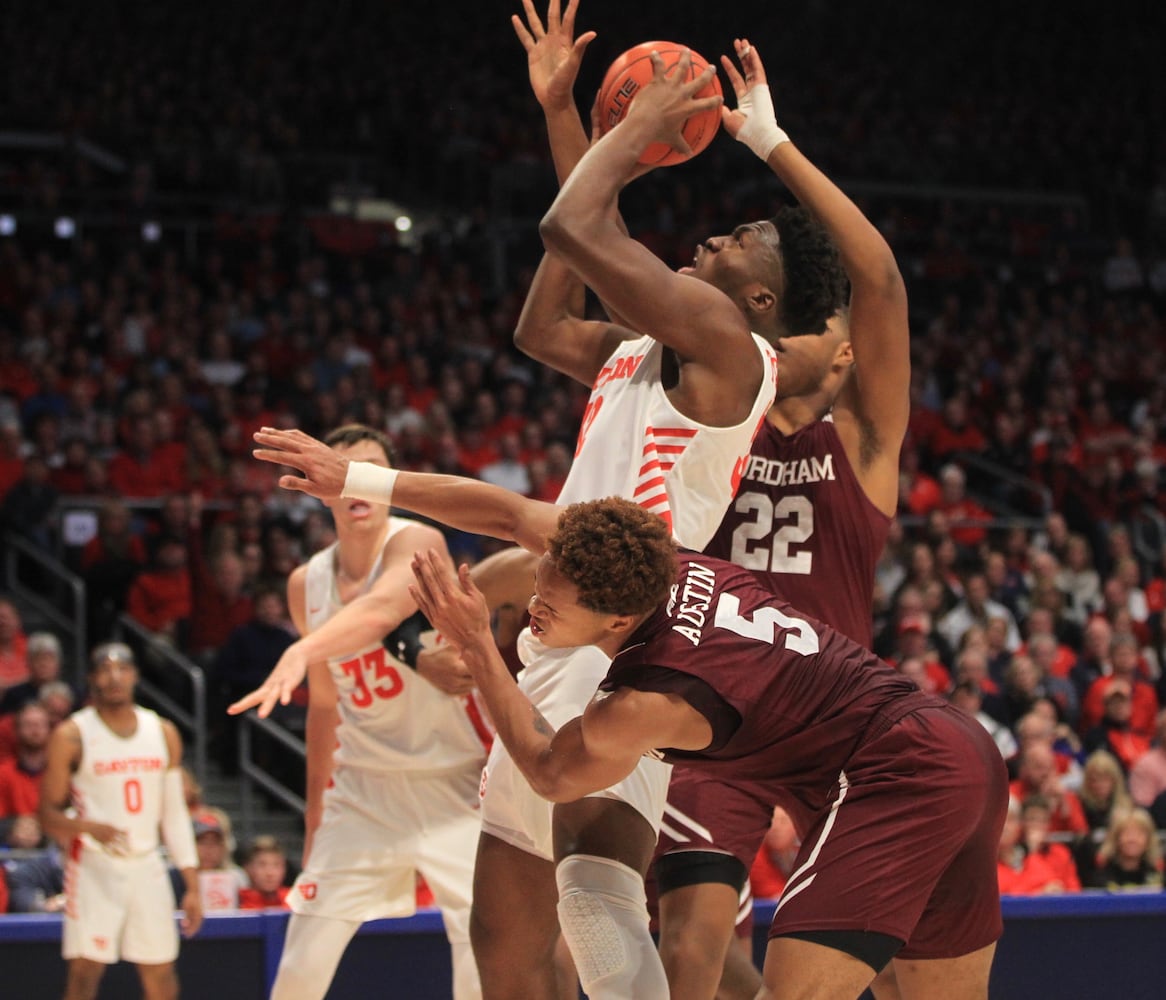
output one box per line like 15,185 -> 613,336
537,53 -> 767,424
722,38 -> 910,511
252,427 -> 563,553
511,0 -> 637,384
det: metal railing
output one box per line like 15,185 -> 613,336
237,714 -> 305,844
112,613 -> 208,785
3,531 -> 87,689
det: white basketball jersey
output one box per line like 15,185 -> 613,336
304,517 -> 490,773
70,706 -> 170,857
556,334 -> 779,550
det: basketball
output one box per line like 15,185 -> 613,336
596,41 -> 722,167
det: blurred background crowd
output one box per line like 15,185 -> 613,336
0,0 -> 1164,911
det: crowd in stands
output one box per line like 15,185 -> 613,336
1,0 -> 1165,913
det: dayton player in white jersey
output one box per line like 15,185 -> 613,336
231,425 -> 488,1000
40,642 -> 201,1000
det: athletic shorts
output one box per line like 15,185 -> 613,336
768,704 -> 1008,960
63,848 -> 178,964
479,634 -> 672,861
290,761 -> 481,941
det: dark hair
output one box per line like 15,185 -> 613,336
547,498 -> 677,616
772,206 -> 849,337
323,424 -> 397,466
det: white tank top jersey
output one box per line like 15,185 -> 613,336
304,516 -> 491,773
556,333 -> 780,550
70,705 -> 171,857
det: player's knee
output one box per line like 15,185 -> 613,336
555,854 -> 666,999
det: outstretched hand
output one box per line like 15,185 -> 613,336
253,427 -> 349,500
410,549 -> 493,663
512,0 -> 596,113
719,38 -> 785,158
226,643 -> 309,719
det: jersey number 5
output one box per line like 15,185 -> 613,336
340,647 -> 404,708
730,493 -> 813,575
714,593 -> 819,655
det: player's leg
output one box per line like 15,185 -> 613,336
716,933 -> 763,1000
470,832 -> 561,1000
135,961 -> 179,1000
269,912 -> 361,1000
657,879 -> 740,1000
62,959 -> 106,1000
868,964 -> 905,1000
416,767 -> 485,1000
892,945 -> 996,1000
553,794 -> 668,1000
759,935 -> 884,1000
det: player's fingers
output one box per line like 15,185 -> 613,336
562,0 -> 579,35
649,50 -> 667,80
547,0 -> 561,33
511,14 -> 535,51
521,0 -> 544,37
457,563 -> 477,596
227,691 -> 262,714
278,474 -> 315,494
720,54 -> 746,97
572,30 -> 596,59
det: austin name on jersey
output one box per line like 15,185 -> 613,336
742,453 -> 836,488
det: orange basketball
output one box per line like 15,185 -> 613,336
597,41 -> 722,167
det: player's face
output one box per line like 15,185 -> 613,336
680,221 -> 781,294
327,439 -> 392,528
527,556 -> 619,649
89,657 -> 137,705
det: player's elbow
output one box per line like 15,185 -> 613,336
539,207 -> 595,260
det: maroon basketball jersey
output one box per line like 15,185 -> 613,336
703,418 -> 890,647
602,552 -> 933,816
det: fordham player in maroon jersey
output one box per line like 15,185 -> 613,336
408,497 -> 1006,1000
247,432 -> 1005,1000
653,37 -> 913,1000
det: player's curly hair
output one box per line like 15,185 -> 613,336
547,498 -> 678,616
324,423 -> 398,465
772,206 -> 849,337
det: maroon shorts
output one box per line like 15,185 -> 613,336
767,703 -> 1008,960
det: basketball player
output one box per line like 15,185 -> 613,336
653,37 -> 911,1000
510,7 -> 901,998
240,439 -> 1006,1000
229,425 -> 488,1000
39,642 -> 202,1000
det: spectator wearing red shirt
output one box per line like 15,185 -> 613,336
930,395 -> 987,463
108,415 -> 184,497
1082,680 -> 1153,773
238,835 -> 291,910
0,599 -> 29,696
997,795 -> 1081,896
0,702 -> 51,820
1081,634 -> 1159,738
1009,743 -> 1089,836
125,537 -> 192,641
188,549 -> 254,665
899,445 -> 942,517
937,463 -> 993,548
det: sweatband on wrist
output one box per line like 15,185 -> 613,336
341,461 -> 399,507
735,83 -> 791,161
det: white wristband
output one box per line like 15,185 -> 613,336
735,83 -> 791,161
341,461 -> 399,507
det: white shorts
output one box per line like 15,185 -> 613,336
63,848 -> 178,965
479,632 -> 672,862
289,761 -> 481,941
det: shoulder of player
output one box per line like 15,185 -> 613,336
384,518 -> 447,554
